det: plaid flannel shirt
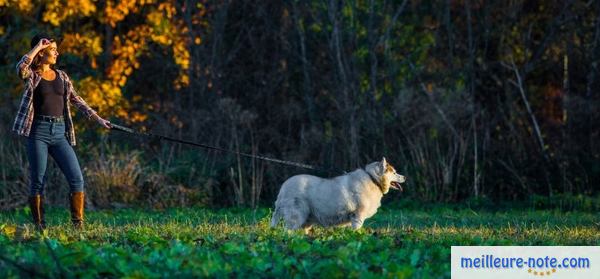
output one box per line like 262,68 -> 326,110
12,54 -> 98,146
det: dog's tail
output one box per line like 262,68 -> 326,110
270,206 -> 281,228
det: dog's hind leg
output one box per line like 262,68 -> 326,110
270,207 -> 281,228
282,198 -> 309,230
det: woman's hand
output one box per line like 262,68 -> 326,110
36,38 -> 52,50
93,115 -> 112,129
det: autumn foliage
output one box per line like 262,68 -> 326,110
1,0 -> 205,124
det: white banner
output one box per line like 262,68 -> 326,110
451,246 -> 600,278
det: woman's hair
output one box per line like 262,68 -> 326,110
30,33 -> 56,72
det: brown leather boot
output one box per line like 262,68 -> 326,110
28,195 -> 46,230
69,192 -> 85,229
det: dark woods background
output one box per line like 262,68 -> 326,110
0,0 -> 598,209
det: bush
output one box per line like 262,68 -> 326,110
85,150 -> 143,208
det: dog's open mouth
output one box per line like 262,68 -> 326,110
390,181 -> 403,191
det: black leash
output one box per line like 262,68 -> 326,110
110,123 -> 343,174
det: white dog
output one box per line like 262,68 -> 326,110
270,158 -> 405,231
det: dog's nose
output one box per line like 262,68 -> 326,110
399,175 -> 406,183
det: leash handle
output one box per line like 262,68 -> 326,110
110,123 -> 137,134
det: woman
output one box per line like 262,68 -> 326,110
13,33 -> 111,229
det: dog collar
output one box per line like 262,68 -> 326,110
365,169 -> 385,194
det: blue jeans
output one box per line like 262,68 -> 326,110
27,119 -> 84,196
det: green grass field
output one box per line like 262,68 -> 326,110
1,206 -> 598,278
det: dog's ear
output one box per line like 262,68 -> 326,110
379,157 -> 388,174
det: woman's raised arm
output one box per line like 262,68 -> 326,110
16,38 -> 51,79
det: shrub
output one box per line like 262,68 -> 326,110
85,150 -> 143,208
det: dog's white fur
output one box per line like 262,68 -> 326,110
270,158 -> 405,231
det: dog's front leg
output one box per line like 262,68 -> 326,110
350,213 -> 364,230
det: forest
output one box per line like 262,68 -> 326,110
1,0 -> 598,208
